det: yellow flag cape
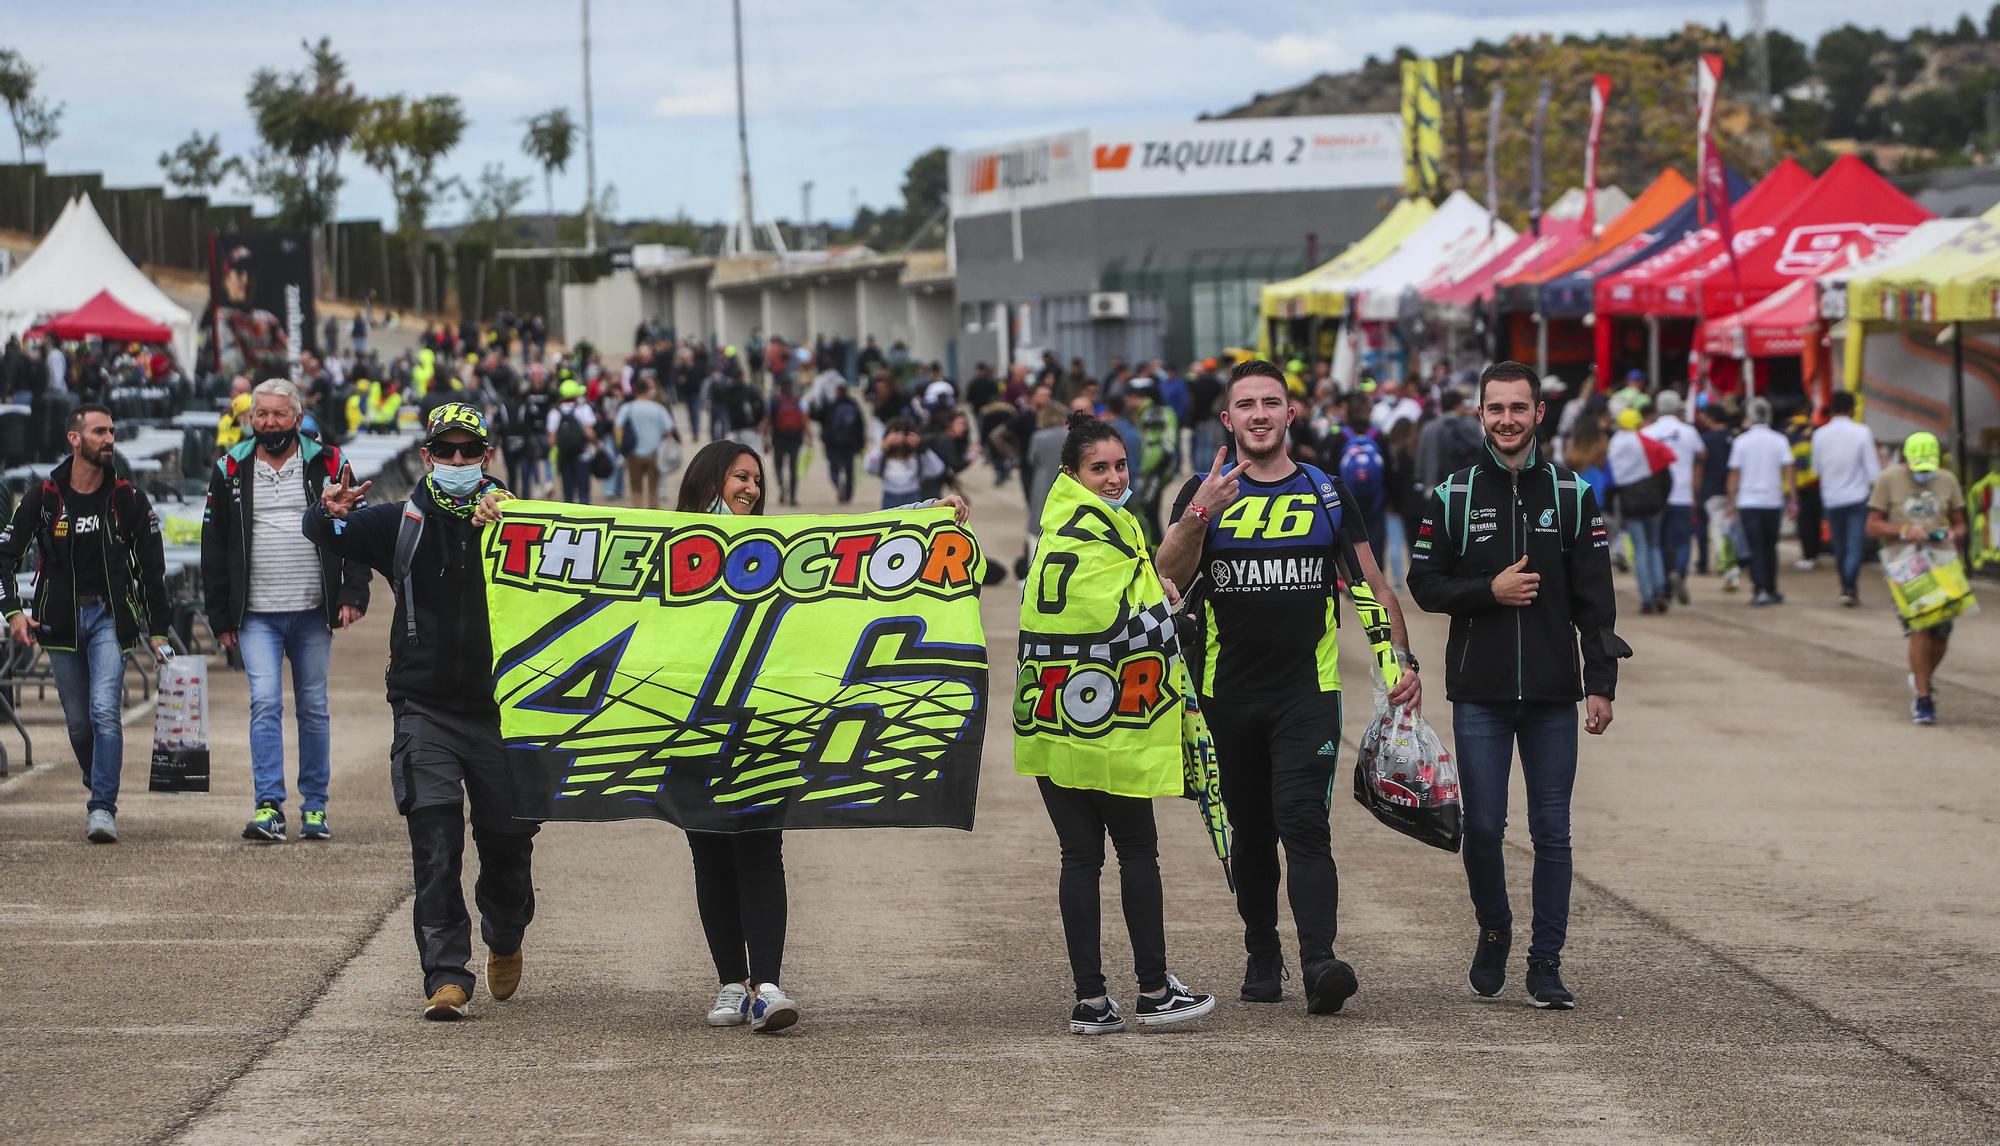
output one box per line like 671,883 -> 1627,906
1013,473 -> 1186,797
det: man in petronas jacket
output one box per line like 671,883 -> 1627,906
1407,360 -> 1630,1012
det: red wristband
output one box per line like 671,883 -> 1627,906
1188,504 -> 1210,524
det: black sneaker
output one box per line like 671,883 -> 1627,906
1303,957 -> 1359,1015
1525,958 -> 1575,1010
1672,573 -> 1690,606
1068,998 -> 1125,1035
1241,951 -> 1287,1002
1469,928 -> 1511,998
1135,975 -> 1216,1027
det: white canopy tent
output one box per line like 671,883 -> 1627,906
0,195 -> 197,367
1347,192 -> 1516,322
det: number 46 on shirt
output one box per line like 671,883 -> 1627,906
1216,494 -> 1317,540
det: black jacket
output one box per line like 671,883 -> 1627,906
1406,443 -> 1626,704
0,457 -> 171,652
202,437 -> 371,636
300,477 -> 505,713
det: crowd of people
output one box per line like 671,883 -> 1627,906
0,299 -> 1973,1038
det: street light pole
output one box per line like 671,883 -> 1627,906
582,0 -> 598,254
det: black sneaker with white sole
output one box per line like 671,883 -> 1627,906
1303,957 -> 1359,1014
1525,958 -> 1575,1009
1469,927 -> 1510,998
1135,975 -> 1215,1027
1241,951 -> 1287,1002
1068,998 -> 1126,1035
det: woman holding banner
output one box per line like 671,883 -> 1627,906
669,440 -> 973,1035
1014,413 -> 1218,1035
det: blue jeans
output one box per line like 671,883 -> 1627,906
1452,701 -> 1579,963
1661,503 -> 1696,579
240,609 -> 333,812
1622,513 -> 1665,603
1826,502 -> 1869,596
48,602 -> 125,815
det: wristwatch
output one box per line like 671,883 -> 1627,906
1393,647 -> 1420,673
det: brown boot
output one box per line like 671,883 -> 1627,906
487,948 -> 523,1001
423,984 -> 470,1021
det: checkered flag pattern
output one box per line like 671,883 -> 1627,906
1019,600 -> 1179,662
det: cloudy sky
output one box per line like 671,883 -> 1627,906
11,0 -> 1989,229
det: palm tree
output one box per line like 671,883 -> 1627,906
521,108 -> 576,245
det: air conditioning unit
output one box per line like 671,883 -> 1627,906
1088,291 -> 1130,320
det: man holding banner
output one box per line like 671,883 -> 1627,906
302,403 -> 539,1022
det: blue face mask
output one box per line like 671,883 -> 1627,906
708,496 -> 733,515
1911,469 -> 1935,484
1101,487 -> 1133,509
431,461 -> 484,498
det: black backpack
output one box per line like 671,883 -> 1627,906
731,384 -> 763,431
1440,416 -> 1484,477
828,401 -> 864,448
554,408 -> 587,461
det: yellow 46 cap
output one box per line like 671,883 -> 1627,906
425,401 -> 488,442
1903,431 -> 1941,472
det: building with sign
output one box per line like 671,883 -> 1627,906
950,114 -> 1403,371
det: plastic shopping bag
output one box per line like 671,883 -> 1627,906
1883,543 -> 1979,632
1352,686 -> 1462,852
148,655 -> 210,793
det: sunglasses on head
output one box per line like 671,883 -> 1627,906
427,439 -> 485,461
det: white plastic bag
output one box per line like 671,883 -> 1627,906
148,656 -> 210,793
1351,685 -> 1462,852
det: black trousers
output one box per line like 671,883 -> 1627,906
1740,507 -> 1783,594
772,431 -> 803,502
1036,776 -> 1167,999
1202,691 -> 1344,965
392,699 -> 539,997
687,831 -> 788,986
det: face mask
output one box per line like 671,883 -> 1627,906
1101,487 -> 1133,509
707,496 -> 733,515
1911,470 -> 1935,484
431,461 -> 485,498
256,428 -> 298,454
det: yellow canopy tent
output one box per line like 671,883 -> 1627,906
1260,197 -> 1435,322
1845,203 -> 2000,388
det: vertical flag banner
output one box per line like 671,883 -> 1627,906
1486,87 -> 1504,237
1453,54 -> 1470,192
1529,80 -> 1552,236
1584,74 -> 1614,239
484,502 -> 990,831
1696,53 -> 1723,227
1697,54 -> 1739,289
1415,58 -> 1444,196
1401,61 -> 1422,195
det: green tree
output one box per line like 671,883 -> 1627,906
1762,30 -> 1812,95
1954,14 -> 1981,42
354,93 -> 467,313
158,131 -> 243,196
461,163 -> 532,244
16,94 -> 59,160
244,37 -> 367,230
1988,3 -> 2000,40
520,107 -> 575,244
899,146 -> 949,218
1815,25 -> 1889,138
0,48 -> 49,163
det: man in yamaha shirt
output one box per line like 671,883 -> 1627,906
1406,361 -> 1625,1010
1156,359 -> 1422,1016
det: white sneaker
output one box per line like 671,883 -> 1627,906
749,982 -> 799,1033
85,809 -> 117,844
1722,569 -> 1741,592
1793,558 -> 1817,571
706,982 -> 750,1027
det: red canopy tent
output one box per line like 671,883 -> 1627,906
1650,155 -> 1932,320
1698,244 -> 1875,412
1595,158 -> 1816,317
26,289 -> 174,344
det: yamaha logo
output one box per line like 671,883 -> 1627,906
1320,482 -> 1332,493
1209,560 -> 1231,589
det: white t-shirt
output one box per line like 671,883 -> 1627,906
247,451 -> 326,614
545,401 -> 598,435
1810,416 -> 1880,509
1642,415 -> 1704,506
1370,395 -> 1421,433
1607,429 -> 1654,487
1728,425 -> 1793,510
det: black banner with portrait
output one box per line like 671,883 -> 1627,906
204,231 -> 316,380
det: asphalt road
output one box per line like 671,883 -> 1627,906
1,457 -> 1995,1145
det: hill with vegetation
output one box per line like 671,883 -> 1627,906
1208,12 -> 2000,227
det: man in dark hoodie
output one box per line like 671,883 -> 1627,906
302,401 -> 537,1022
